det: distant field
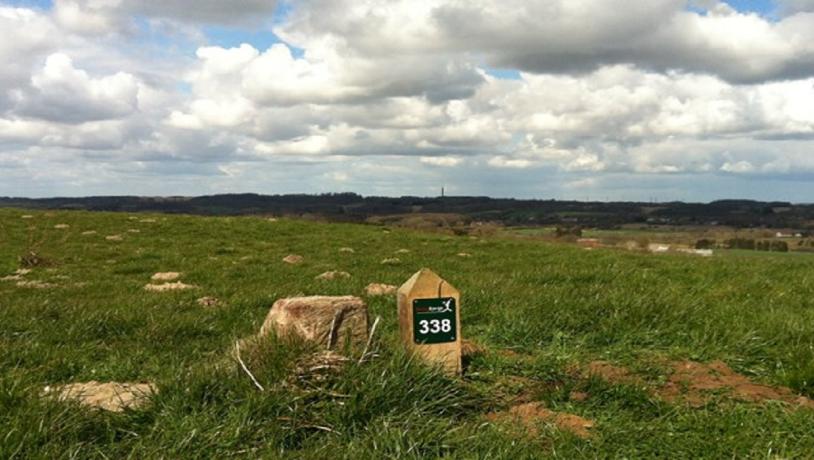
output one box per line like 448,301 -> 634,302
3,208 -> 814,457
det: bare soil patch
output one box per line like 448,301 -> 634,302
584,360 -> 814,408
585,361 -> 642,385
487,402 -> 595,439
43,381 -> 156,412
661,360 -> 814,408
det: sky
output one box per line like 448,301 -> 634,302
1,1 -> 814,201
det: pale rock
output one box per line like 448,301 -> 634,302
283,254 -> 304,264
315,271 -> 351,281
44,381 -> 156,412
259,296 -> 368,350
365,283 -> 397,296
144,282 -> 195,292
151,272 -> 181,282
381,257 -> 401,265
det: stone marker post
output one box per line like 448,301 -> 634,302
397,269 -> 462,375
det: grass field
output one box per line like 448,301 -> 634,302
3,208 -> 814,458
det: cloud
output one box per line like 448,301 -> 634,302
52,0 -> 279,34
13,53 -> 140,123
279,0 -> 814,84
778,0 -> 814,14
420,156 -> 463,167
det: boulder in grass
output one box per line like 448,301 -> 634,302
44,381 -> 156,412
259,296 -> 368,350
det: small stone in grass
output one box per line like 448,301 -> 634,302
339,247 -> 355,253
197,296 -> 221,308
128,229 -> 140,233
106,235 -> 123,241
151,272 -> 181,282
16,280 -> 56,289
283,254 -> 304,264
458,252 -> 472,257
395,249 -> 410,254
54,224 -> 70,229
365,283 -> 397,296
144,282 -> 195,292
43,381 -> 157,412
21,215 -> 33,219
381,257 -> 401,265
81,231 -> 97,235
315,271 -> 351,281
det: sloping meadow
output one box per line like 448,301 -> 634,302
2,208 -> 814,457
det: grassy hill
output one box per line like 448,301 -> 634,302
2,208 -> 814,458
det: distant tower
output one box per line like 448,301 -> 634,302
441,187 -> 445,198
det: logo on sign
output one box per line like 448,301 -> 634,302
413,297 -> 457,344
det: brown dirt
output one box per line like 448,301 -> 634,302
364,283 -> 397,296
584,360 -> 814,409
487,402 -> 595,439
283,254 -> 304,264
144,282 -> 195,292
570,391 -> 590,402
461,339 -> 485,358
584,361 -> 642,385
151,272 -> 181,282
315,271 -> 351,281
660,360 -> 814,408
44,381 -> 156,412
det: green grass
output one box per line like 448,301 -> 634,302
2,208 -> 814,458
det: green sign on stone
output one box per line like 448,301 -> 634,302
412,297 -> 457,344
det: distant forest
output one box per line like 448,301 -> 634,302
2,193 -> 812,229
